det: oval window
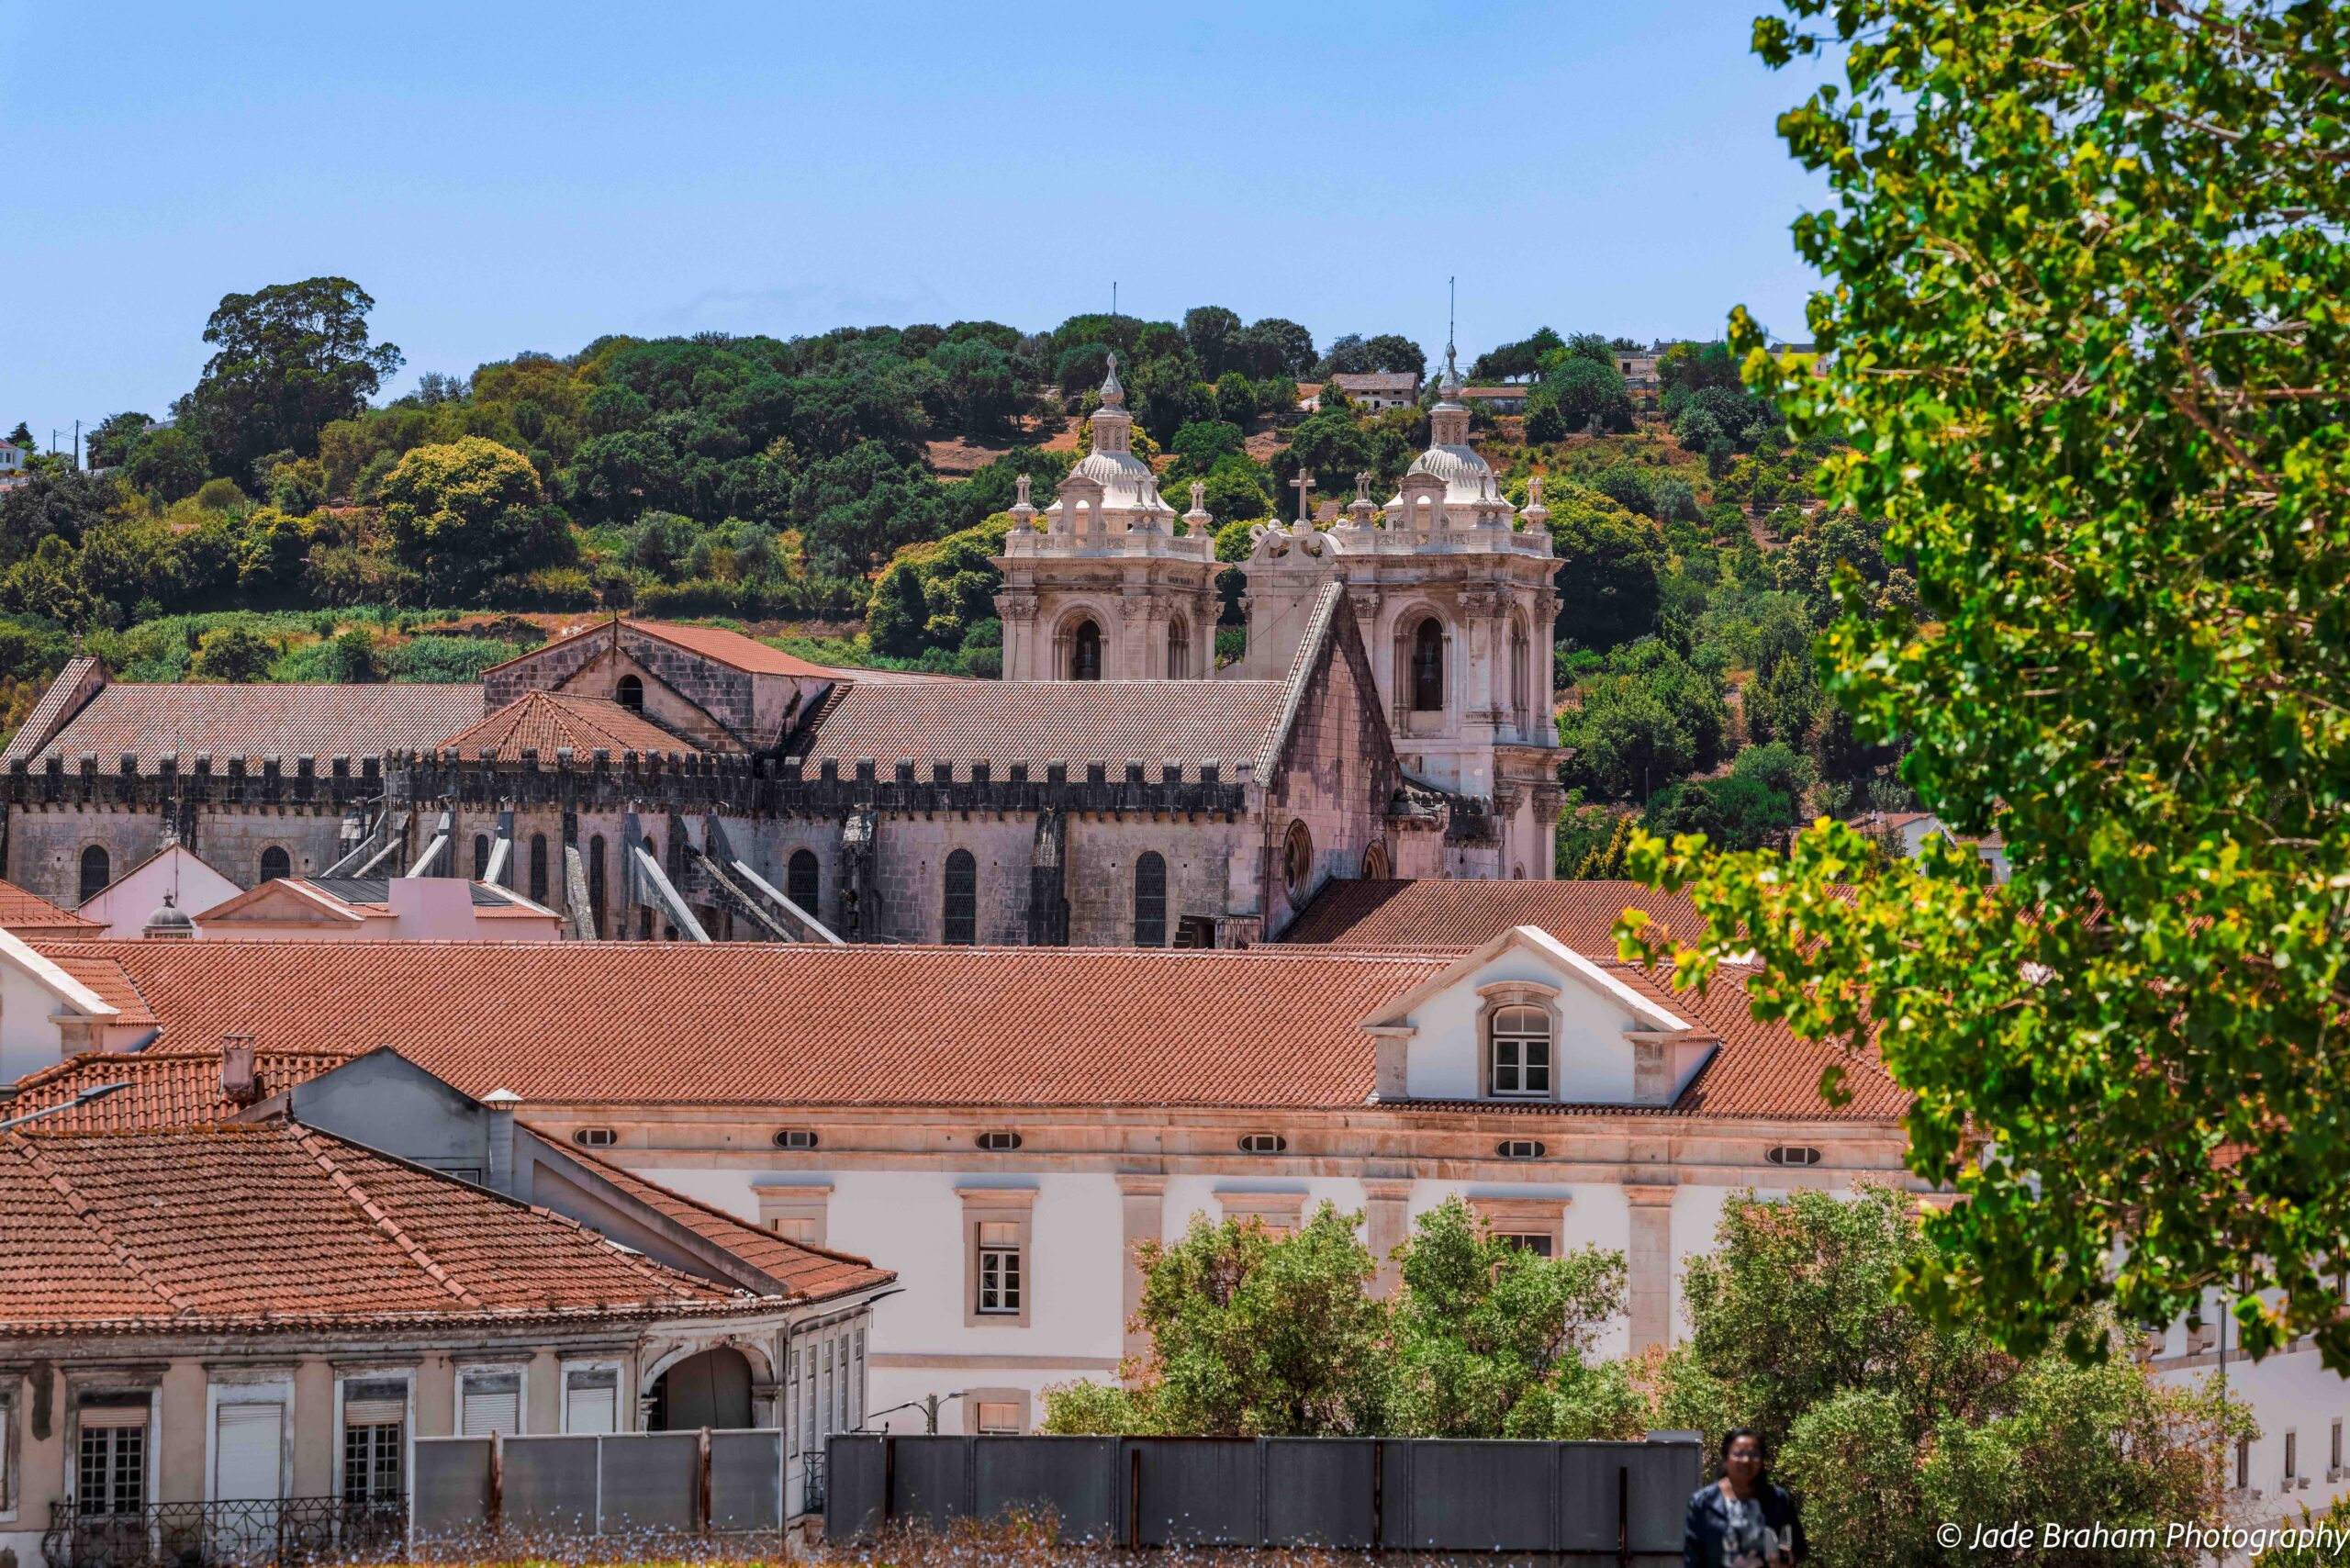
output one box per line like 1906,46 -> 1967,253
572,1127 -> 617,1148
1237,1133 -> 1288,1155
976,1130 -> 1024,1152
1764,1145 -> 1822,1167
1495,1138 -> 1547,1160
774,1129 -> 820,1150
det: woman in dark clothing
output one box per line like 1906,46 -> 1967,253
1684,1427 -> 1807,1568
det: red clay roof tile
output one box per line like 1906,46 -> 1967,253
27,683 -> 485,772
434,689 -> 711,758
792,680 -> 1291,780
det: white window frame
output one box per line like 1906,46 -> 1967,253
70,1388 -> 156,1518
1489,1005 -> 1553,1098
205,1372 -> 293,1505
455,1362 -> 529,1438
334,1372 -> 411,1506
561,1360 -> 625,1435
959,1187 -> 1036,1328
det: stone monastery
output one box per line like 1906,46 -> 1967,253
0,350 -> 1562,945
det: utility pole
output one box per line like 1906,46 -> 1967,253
73,420 -> 81,470
1112,281 -> 1118,319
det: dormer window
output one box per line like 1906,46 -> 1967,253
1490,1005 -> 1552,1097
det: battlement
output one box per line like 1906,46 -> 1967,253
5,747 -> 1255,820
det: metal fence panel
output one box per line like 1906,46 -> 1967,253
596,1433 -> 700,1531
1394,1439 -> 1559,1551
1132,1438 -> 1255,1545
823,1436 -> 890,1545
711,1430 -> 784,1531
885,1436 -> 972,1533
502,1434 -> 600,1534
409,1437 -> 492,1538
973,1436 -> 1121,1540
1262,1439 -> 1377,1549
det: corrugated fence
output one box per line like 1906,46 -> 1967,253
824,1434 -> 1704,1560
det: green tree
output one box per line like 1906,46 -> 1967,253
1213,370 -> 1258,427
126,425 -> 207,503
1651,1187 -> 2241,1568
1387,1198 -> 1633,1439
380,437 -> 565,602
1559,638 -> 1729,801
1182,306 -> 1243,378
0,470 -> 120,566
1628,0 -> 2350,1370
189,624 -> 275,683
180,277 -> 404,477
1540,484 -> 1662,649
1042,1204 -> 1391,1437
1531,355 -> 1636,434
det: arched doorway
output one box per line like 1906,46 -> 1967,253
650,1347 -> 754,1431
1069,620 -> 1103,680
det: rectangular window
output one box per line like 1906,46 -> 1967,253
0,1390 -> 11,1514
77,1401 -> 147,1517
213,1402 -> 284,1501
2286,1430 -> 2299,1481
2333,1418 -> 2343,1474
564,1367 -> 619,1435
2237,1437 -> 2252,1490
978,1222 -> 1023,1315
1495,1232 -> 1556,1258
341,1417 -> 402,1505
975,1401 -> 1021,1435
458,1371 -> 521,1437
1489,1005 -> 1552,1098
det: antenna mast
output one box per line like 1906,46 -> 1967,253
1449,276 -> 1456,350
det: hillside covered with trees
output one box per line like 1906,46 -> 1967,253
3,277 -> 1917,868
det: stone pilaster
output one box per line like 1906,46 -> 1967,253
1625,1182 -> 1676,1352
1114,1172 -> 1166,1376
1361,1176 -> 1415,1297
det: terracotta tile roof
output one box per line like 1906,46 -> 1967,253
38,953 -> 155,1025
0,878 -> 103,937
1331,373 -> 1421,394
1284,879 -> 1714,953
13,936 -> 1900,1122
38,941 -> 1452,1111
487,618 -> 840,680
25,683 -> 486,772
791,680 -> 1292,781
0,1123 -> 768,1333
0,654 -> 101,768
4,1049 -> 347,1131
547,1135 -> 892,1304
433,689 -> 706,758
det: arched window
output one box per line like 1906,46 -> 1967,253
258,846 -> 290,884
588,834 -> 607,935
78,845 -> 111,903
1069,621 -> 1102,681
1490,1004 -> 1552,1098
529,834 -> 549,904
1362,843 -> 1391,880
1282,821 -> 1315,901
1411,618 -> 1446,711
787,849 -> 820,913
942,849 -> 978,945
1133,851 -> 1167,947
1167,617 -> 1190,681
616,674 -> 644,711
472,834 -> 490,879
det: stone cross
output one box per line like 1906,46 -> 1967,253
1291,468 -> 1316,523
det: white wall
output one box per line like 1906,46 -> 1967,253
1401,943 -> 1647,1103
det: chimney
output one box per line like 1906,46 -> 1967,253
482,1089 -> 520,1195
221,1035 -> 258,1104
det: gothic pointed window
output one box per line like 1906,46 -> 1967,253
616,674 -> 644,712
1167,617 -> 1190,681
78,846 -> 110,903
943,850 -> 978,945
1282,821 -> 1315,901
1133,851 -> 1167,947
1070,621 -> 1102,681
529,834 -> 549,904
788,849 -> 820,913
259,846 -> 290,884
1412,618 -> 1446,711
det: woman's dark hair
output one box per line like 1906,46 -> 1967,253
1720,1426 -> 1766,1469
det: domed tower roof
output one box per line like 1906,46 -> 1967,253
1386,338 -> 1506,516
1049,354 -> 1177,529
142,890 -> 196,941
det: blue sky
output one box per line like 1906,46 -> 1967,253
0,0 -> 1834,440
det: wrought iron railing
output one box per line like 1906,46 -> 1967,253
799,1449 -> 826,1515
44,1497 -> 403,1568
